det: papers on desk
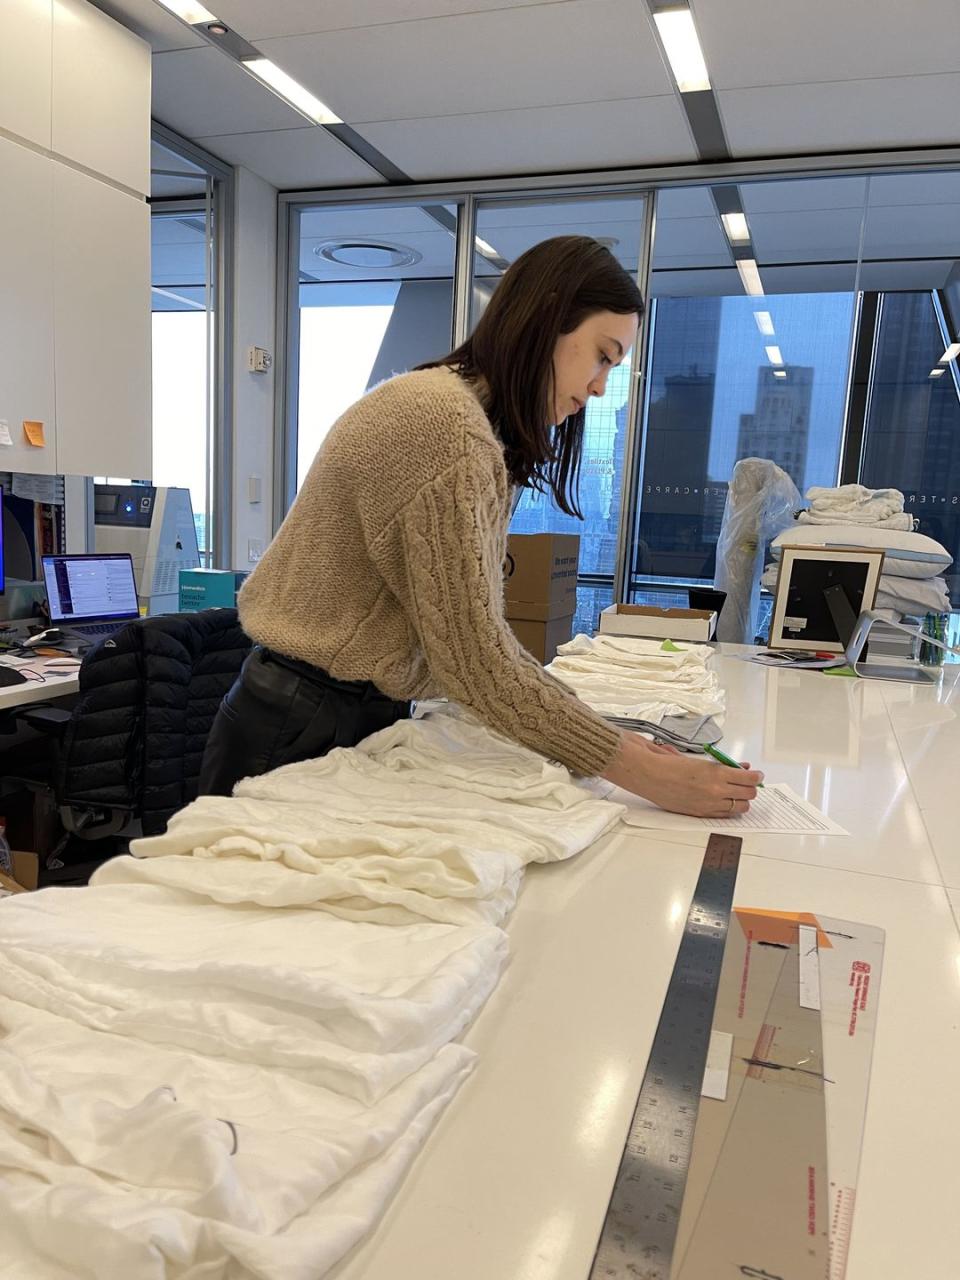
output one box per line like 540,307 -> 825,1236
608,782 -> 848,836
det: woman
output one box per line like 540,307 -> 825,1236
200,236 -> 761,817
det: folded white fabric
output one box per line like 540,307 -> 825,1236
804,483 -> 904,520
548,633 -> 724,723
797,509 -> 914,530
0,707 -> 627,1280
772,524 -> 951,579
0,999 -> 473,1280
99,709 -> 622,929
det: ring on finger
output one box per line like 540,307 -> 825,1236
726,796 -> 736,814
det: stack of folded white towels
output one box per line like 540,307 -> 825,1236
762,483 -> 952,621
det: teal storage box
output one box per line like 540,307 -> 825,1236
179,569 -> 249,612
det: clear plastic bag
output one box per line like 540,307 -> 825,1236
714,458 -> 801,643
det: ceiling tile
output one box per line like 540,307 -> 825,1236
862,205 -> 960,261
357,97 -> 697,181
691,0 -> 960,90
194,126 -> 385,189
476,197 -> 646,232
87,0 -> 205,52
652,214 -> 729,268
748,209 -> 866,262
152,46 -> 312,137
213,0 -> 574,40
858,260 -> 954,291
655,187 -> 718,219
868,171 -> 960,207
253,0 -> 672,124
740,177 -> 868,214
718,75 -> 960,157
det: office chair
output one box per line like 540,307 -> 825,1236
2,609 -> 252,857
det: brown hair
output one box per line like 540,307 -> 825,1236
421,235 -> 643,517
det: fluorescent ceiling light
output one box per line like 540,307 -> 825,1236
773,370 -> 787,379
721,212 -> 750,244
242,58 -> 342,124
474,236 -> 499,257
765,345 -> 784,366
929,367 -> 946,377
736,258 -> 764,297
939,342 -> 960,363
156,0 -> 218,22
754,310 -> 775,336
653,8 -> 711,93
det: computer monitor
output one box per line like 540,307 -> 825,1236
41,553 -> 140,625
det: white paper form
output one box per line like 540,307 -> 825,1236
610,782 -> 849,836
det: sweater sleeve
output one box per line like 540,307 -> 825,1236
368,442 -> 621,778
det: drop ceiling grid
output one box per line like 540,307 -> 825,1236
212,0 -> 584,41
249,0 -> 674,124
690,0 -> 960,90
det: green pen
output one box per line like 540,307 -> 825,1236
703,741 -> 764,786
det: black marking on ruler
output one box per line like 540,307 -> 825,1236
588,833 -> 742,1280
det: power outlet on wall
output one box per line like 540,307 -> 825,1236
247,539 -> 264,563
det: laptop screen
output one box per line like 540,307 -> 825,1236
42,553 -> 140,624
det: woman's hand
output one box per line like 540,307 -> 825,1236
602,732 -> 762,818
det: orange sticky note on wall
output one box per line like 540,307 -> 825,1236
23,420 -> 45,447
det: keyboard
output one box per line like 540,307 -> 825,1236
68,622 -> 122,637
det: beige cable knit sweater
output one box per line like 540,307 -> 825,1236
239,366 -> 621,778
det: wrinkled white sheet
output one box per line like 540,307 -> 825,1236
97,708 -> 622,928
548,633 -> 725,724
0,709 -> 623,1279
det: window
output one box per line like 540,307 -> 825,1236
860,292 -> 960,597
293,203 -> 458,490
472,194 -> 647,635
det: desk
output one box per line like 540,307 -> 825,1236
329,646 -> 960,1280
0,655 -> 79,712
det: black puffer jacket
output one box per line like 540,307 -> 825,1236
59,609 -> 252,835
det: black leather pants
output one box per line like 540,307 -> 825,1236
198,646 -> 411,797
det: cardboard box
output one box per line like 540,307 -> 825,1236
0,850 -> 39,893
507,614 -> 575,665
599,604 -> 717,642
179,569 -> 249,612
504,533 -> 579,621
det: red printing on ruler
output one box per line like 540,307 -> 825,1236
738,929 -> 753,1018
807,1166 -> 817,1236
847,961 -> 872,1037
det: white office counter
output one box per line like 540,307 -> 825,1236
329,648 -> 960,1280
0,655 -> 79,712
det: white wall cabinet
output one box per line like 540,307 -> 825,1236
53,165 -> 151,478
0,0 -> 52,150
0,138 -> 57,476
52,0 -> 151,197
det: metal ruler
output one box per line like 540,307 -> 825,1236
588,833 -> 742,1280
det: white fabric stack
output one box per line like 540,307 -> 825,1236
797,483 -> 915,530
0,708 -> 622,1280
548,633 -> 724,724
767,484 -> 952,622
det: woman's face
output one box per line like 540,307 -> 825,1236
550,309 -> 639,425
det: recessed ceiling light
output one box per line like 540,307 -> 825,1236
765,345 -> 784,366
206,22 -> 228,35
242,57 -> 342,125
930,367 -> 946,378
156,0 -> 218,23
939,342 -> 960,363
736,258 -> 764,297
474,236 -> 499,257
754,311 -> 775,336
653,8 -> 711,93
721,212 -> 750,244
773,370 -> 787,379
314,241 -> 422,269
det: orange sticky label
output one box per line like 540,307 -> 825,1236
23,420 -> 45,447
734,907 -> 833,950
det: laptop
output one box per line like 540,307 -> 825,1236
42,553 -> 141,641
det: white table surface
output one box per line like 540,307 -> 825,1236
0,654 -> 79,711
329,646 -> 960,1280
